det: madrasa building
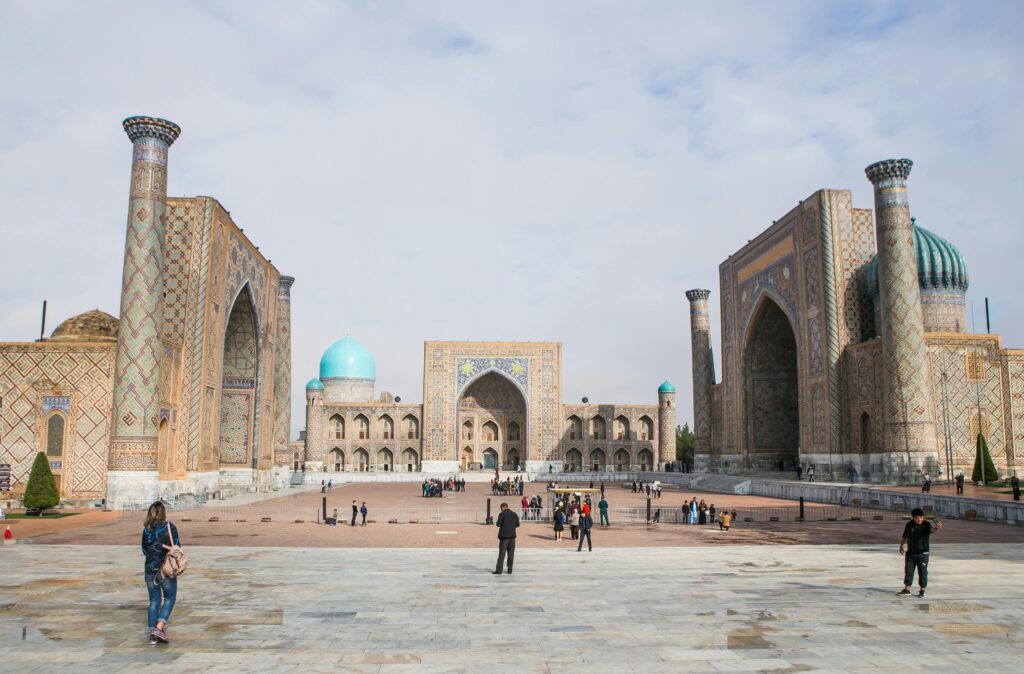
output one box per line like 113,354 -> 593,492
300,339 -> 677,476
0,116 -> 293,506
686,158 -> 1024,482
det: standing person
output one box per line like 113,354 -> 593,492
493,503 -> 519,574
521,495 -> 529,519
698,499 -> 708,525
321,480 -> 326,494
807,465 -> 816,482
360,502 -> 368,526
351,500 -> 358,527
553,508 -> 565,541
568,508 -> 580,540
328,479 -> 332,492
955,472 -> 965,495
598,496 -> 609,527
898,508 -> 942,597
1011,474 -> 1021,501
796,464 -> 803,481
709,504 -> 716,523
689,498 -> 698,525
141,501 -> 181,645
631,480 -> 637,493
600,481 -> 605,498
922,475 -> 931,493
577,505 -> 594,552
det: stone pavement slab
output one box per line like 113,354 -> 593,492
1,544 -> 1022,672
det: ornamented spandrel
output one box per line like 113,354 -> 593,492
109,117 -> 180,470
864,159 -> 938,454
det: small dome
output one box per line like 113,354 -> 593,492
319,336 -> 376,380
867,219 -> 969,297
305,377 -> 324,391
50,309 -> 119,342
658,380 -> 677,394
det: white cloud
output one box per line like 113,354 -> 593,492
1,1 -> 1021,437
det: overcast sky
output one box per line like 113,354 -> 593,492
1,1 -> 1022,438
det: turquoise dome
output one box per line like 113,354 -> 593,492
867,219 -> 969,297
658,380 -> 676,394
305,377 -> 324,390
319,336 -> 376,380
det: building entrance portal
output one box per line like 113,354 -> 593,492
457,371 -> 526,471
743,298 -> 799,465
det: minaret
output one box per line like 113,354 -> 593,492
107,116 -> 180,504
657,381 -> 677,470
864,159 -> 938,472
272,276 -> 295,463
303,378 -> 325,472
686,289 -> 715,460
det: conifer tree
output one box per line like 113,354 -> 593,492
971,433 -> 999,484
23,452 -> 59,513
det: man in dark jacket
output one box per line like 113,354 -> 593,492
898,508 -> 942,597
493,503 -> 520,575
577,507 -> 594,552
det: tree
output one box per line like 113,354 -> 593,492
676,423 -> 695,466
24,452 -> 59,512
971,433 -> 999,485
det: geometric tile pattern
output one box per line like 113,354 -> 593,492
686,289 -> 713,456
865,160 -> 938,454
0,343 -> 114,497
218,390 -> 252,465
272,277 -> 293,461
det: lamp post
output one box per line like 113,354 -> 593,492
940,357 -> 953,488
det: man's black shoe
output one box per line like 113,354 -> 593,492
492,571 -> 502,575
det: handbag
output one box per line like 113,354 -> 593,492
160,523 -> 188,580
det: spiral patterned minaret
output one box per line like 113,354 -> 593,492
686,289 -> 715,459
108,117 -> 180,497
864,159 -> 938,468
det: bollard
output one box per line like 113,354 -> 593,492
486,498 -> 493,525
799,497 -> 805,521
646,497 -> 652,523
322,496 -> 328,523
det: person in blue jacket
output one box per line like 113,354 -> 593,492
141,501 -> 181,645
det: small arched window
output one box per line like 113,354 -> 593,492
46,414 -> 65,457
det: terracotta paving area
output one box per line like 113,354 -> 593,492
14,481 -> 1024,549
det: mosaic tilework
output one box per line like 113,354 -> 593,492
161,201 -> 195,345
272,277 -> 293,461
866,162 -> 938,453
109,135 -> 171,462
686,289 -> 714,456
0,343 -> 114,497
1007,354 -> 1024,468
223,290 -> 257,378
423,343 -> 560,463
177,198 -> 212,471
218,391 -> 252,465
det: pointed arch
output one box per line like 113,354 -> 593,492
590,448 -> 606,472
614,448 -> 630,471
566,415 -> 582,441
638,415 -> 654,442
377,447 -> 394,471
614,415 -> 631,441
354,414 -> 369,440
743,294 -> 800,463
378,414 -> 394,440
219,283 -> 259,467
403,414 -> 420,440
590,415 -> 607,440
565,448 -> 582,472
329,414 -> 345,441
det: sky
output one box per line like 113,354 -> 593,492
1,1 -> 1022,438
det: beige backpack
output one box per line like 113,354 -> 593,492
160,523 -> 188,580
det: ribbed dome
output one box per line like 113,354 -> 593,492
319,336 -> 376,380
658,380 -> 676,394
50,309 -> 119,342
866,219 -> 969,297
305,377 -> 324,391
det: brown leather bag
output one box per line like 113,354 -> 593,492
160,523 -> 188,580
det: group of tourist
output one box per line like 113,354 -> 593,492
631,480 -> 662,498
492,476 -> 524,496
328,500 -> 369,526
520,494 -> 544,520
681,497 -> 717,525
421,477 -> 463,497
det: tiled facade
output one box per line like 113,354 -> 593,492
692,160 -> 1023,482
303,341 -> 674,474
0,117 -> 291,505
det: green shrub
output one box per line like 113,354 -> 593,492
971,433 -> 999,484
23,452 -> 59,512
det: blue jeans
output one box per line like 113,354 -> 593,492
146,573 -> 177,629
904,553 -> 929,588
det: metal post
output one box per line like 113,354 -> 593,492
39,300 -> 47,341
322,496 -> 327,523
985,297 -> 991,334
646,497 -> 652,523
799,497 -> 805,521
486,498 -> 493,525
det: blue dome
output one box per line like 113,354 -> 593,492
305,377 -> 324,391
319,336 -> 376,380
658,380 -> 676,393
867,219 -> 969,297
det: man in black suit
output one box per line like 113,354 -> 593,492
493,502 -> 520,575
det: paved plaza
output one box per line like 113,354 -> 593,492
1,542 -> 1022,673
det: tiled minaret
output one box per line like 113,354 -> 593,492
864,159 -> 938,470
657,381 -> 677,470
686,289 -> 715,462
303,379 -> 325,472
272,276 -> 295,464
107,116 -> 180,504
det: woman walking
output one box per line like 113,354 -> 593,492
553,508 -> 565,541
142,501 -> 181,645
568,508 -> 580,540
